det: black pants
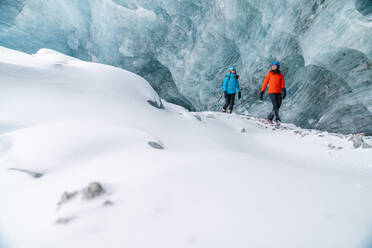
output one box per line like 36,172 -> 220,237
223,93 -> 236,110
268,93 -> 282,121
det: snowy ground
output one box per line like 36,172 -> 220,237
0,46 -> 372,248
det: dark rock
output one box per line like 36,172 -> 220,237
57,191 -> 78,207
8,168 -> 43,178
103,200 -> 114,206
55,216 -> 75,225
148,141 -> 164,150
147,99 -> 164,109
82,182 -> 105,200
328,144 -> 336,149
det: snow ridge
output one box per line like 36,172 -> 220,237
0,47 -> 372,248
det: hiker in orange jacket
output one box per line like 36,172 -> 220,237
259,61 -> 287,124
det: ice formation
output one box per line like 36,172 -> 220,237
0,0 -> 371,134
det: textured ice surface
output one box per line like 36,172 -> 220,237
0,0 -> 371,134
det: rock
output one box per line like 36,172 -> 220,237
55,216 -> 75,225
328,144 -> 336,150
103,200 -> 114,206
352,135 -> 364,148
8,168 -> 43,178
241,128 -> 246,133
147,100 -> 164,109
362,143 -> 372,149
193,115 -> 202,121
82,182 -> 105,200
58,191 -> 78,207
148,141 -> 164,150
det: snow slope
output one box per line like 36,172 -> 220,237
0,47 -> 372,248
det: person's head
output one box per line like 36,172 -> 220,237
229,66 -> 237,74
271,61 -> 280,71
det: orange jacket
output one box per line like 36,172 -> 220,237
261,71 -> 285,94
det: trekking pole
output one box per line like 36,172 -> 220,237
217,91 -> 223,103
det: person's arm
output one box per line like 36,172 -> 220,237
237,78 -> 242,99
261,73 -> 270,92
222,76 -> 228,92
236,78 -> 241,93
281,75 -> 287,99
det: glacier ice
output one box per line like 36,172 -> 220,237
0,0 -> 371,134
355,0 -> 372,15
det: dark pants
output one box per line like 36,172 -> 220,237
223,93 -> 236,110
268,93 -> 282,121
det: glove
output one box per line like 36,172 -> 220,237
236,75 -> 239,80
224,92 -> 227,98
282,88 -> 287,100
259,91 -> 264,101
238,92 -> 241,99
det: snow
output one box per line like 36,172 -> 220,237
0,46 -> 372,248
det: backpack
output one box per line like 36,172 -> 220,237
223,74 -> 239,87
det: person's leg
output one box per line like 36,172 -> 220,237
268,94 -> 277,121
223,94 -> 230,111
229,94 -> 236,111
275,94 -> 283,121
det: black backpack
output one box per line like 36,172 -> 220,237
223,74 -> 239,87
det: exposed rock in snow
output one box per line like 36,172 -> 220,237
103,200 -> 114,207
7,168 -> 43,178
82,182 -> 105,200
148,141 -> 164,150
55,216 -> 76,225
57,191 -> 78,208
147,99 -> 164,109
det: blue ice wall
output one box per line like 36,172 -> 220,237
0,0 -> 371,134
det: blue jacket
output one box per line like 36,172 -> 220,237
223,73 -> 241,94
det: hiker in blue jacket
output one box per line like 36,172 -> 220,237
222,66 -> 241,113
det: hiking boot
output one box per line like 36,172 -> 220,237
222,109 -> 226,113
266,118 -> 274,124
228,109 -> 233,114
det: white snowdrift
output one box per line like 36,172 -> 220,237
0,46 -> 372,248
